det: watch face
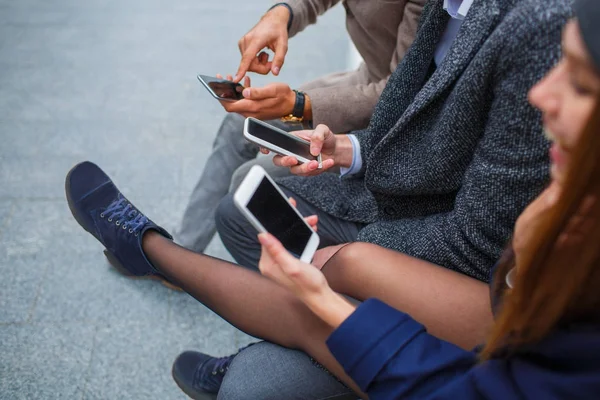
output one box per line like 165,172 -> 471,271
280,116 -> 312,130
281,115 -> 303,123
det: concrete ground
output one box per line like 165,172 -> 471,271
0,1 -> 349,398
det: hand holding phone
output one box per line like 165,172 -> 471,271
197,74 -> 245,102
271,124 -> 340,176
234,165 -> 320,262
244,117 -> 323,167
257,232 -> 334,306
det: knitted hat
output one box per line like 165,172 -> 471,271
574,0 -> 600,70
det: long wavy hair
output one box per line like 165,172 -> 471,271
481,93 -> 600,359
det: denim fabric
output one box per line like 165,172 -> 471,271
218,341 -> 358,400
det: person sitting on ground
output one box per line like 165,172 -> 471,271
65,2 -> 600,397
174,0 -> 425,257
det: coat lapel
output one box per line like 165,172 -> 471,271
398,0 -> 503,126
367,0 -> 449,138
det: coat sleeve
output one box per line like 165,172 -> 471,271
284,0 -> 342,38
304,75 -> 389,134
356,9 -> 566,281
326,298 -> 479,399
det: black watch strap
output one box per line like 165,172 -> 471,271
268,3 -> 294,32
292,90 -> 305,118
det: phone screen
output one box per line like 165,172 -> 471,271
247,177 -> 313,256
247,119 -> 318,161
198,75 -> 244,101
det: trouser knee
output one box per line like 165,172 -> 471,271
215,192 -> 261,269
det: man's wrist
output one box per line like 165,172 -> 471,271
285,89 -> 296,115
303,93 -> 313,121
334,134 -> 354,169
267,3 -> 293,31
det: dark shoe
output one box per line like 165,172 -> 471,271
172,346 -> 253,400
65,161 -> 174,282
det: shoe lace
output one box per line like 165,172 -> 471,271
211,356 -> 232,376
209,343 -> 255,376
101,196 -> 148,235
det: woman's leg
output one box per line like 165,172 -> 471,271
323,242 -> 493,349
142,231 -> 366,397
67,162 -> 489,397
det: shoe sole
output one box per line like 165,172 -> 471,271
65,164 -> 181,291
171,365 -> 217,400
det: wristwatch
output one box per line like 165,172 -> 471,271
281,90 -> 312,129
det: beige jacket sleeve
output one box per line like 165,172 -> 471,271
301,67 -> 390,133
283,0 -> 343,38
283,0 -> 425,133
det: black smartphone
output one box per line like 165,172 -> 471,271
197,74 -> 244,102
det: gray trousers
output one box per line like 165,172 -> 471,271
218,342 -> 357,400
175,113 -> 295,252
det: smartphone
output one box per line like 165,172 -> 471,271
234,165 -> 320,262
197,74 -> 244,102
244,117 -> 322,166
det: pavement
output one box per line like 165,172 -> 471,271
0,0 -> 349,398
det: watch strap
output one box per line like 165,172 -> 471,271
292,90 -> 305,119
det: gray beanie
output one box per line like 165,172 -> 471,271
575,0 -> 600,70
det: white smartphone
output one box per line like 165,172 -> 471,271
234,165 -> 320,263
197,74 -> 244,102
244,117 -> 323,166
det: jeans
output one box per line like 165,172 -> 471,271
218,341 -> 358,400
175,113 -> 296,252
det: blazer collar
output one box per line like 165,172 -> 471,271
365,0 -> 449,141
400,0 -> 504,126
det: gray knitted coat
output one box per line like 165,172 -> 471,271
279,0 -> 572,282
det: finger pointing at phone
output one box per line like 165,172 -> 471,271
233,5 -> 291,82
272,125 -> 354,177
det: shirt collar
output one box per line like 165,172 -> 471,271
443,0 -> 474,20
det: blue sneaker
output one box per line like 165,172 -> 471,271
65,161 -> 173,280
171,349 -> 247,400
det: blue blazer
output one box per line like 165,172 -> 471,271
327,298 -> 600,398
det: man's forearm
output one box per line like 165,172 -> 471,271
303,76 -> 388,134
267,3 -> 292,30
